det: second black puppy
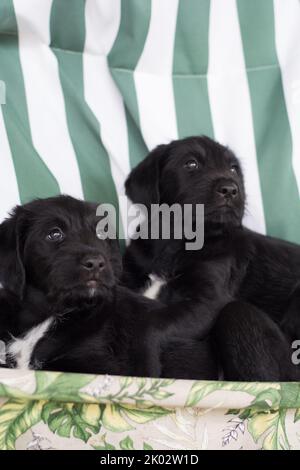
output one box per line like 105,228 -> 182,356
124,136 -> 300,381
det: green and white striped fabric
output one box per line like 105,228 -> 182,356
0,0 -> 300,242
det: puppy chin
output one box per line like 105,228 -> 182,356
86,285 -> 112,301
49,282 -> 114,310
206,209 -> 242,230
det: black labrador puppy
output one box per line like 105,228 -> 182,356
123,136 -> 300,381
0,195 -> 214,378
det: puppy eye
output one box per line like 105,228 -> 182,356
184,159 -> 199,170
47,227 -> 64,242
230,164 -> 239,174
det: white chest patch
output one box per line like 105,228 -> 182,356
142,274 -> 166,300
7,317 -> 53,369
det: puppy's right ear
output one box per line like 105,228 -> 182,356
0,207 -> 26,298
125,144 -> 168,208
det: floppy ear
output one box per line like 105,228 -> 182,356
0,207 -> 26,298
125,144 -> 168,208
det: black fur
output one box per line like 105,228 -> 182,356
0,195 -> 216,378
124,136 -> 300,381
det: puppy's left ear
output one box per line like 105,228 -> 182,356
0,207 -> 27,299
125,144 -> 168,209
109,238 -> 123,281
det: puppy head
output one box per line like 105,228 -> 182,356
0,196 -> 122,307
125,136 -> 245,231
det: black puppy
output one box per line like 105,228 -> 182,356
0,195 -> 214,378
124,136 -> 300,381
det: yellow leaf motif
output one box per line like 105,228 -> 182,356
119,403 -> 171,424
101,404 -> 133,432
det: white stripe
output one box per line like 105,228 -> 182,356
134,0 -> 179,149
84,0 -> 130,229
274,0 -> 300,197
13,0 -> 84,198
0,109 -> 20,221
207,0 -> 266,234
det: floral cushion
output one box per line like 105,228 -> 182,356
1,1 -> 300,451
0,368 -> 299,450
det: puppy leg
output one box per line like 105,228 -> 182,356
214,301 -> 299,381
0,289 -> 20,341
0,289 -> 21,368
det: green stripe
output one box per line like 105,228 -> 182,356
50,0 -> 119,208
173,0 -> 213,139
237,0 -> 300,243
0,0 -> 59,203
108,0 -> 151,167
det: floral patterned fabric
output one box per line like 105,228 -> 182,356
0,368 -> 300,450
1,1 -> 300,452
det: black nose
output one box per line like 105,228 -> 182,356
217,182 -> 239,199
81,255 -> 106,271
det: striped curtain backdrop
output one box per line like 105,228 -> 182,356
0,0 -> 300,242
